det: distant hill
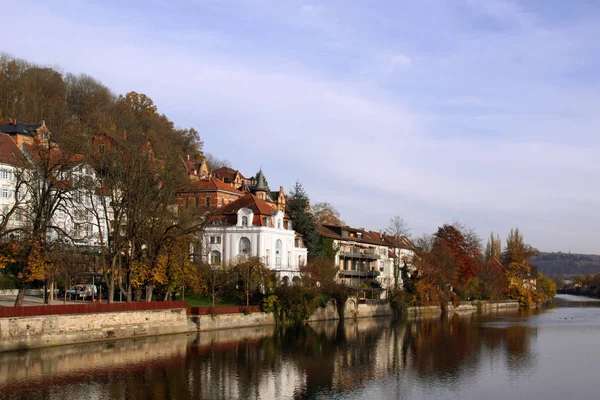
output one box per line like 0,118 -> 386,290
531,252 -> 600,277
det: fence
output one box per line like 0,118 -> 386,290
0,301 -> 187,319
187,305 -> 262,315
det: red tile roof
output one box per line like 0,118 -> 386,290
0,132 -> 24,165
213,166 -> 245,182
183,178 -> 244,195
318,224 -> 414,249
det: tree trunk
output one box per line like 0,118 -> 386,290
43,278 -> 49,304
134,288 -> 141,302
108,272 -> 115,304
49,281 -> 54,303
145,284 -> 153,302
163,291 -> 170,301
14,286 -> 25,307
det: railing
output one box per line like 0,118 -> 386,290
339,250 -> 380,260
187,305 -> 262,315
0,301 -> 187,319
339,270 -> 380,278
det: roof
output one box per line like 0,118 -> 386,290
213,166 -> 245,182
0,132 -> 24,165
182,177 -> 244,195
254,169 -> 268,191
0,121 -> 41,136
217,193 -> 280,217
318,224 -> 414,249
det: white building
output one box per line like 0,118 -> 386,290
0,126 -> 109,251
202,193 -> 308,283
317,224 -> 414,298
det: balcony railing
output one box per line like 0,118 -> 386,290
339,250 -> 380,260
339,269 -> 380,278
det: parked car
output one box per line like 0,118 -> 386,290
65,284 -> 98,300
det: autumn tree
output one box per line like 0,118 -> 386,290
200,260 -> 231,308
433,223 -> 482,297
484,232 -> 501,261
312,202 -> 343,226
233,256 -> 272,306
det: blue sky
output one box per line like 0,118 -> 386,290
2,0 -> 600,253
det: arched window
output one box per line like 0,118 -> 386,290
275,239 -> 282,266
210,250 -> 221,265
239,237 -> 251,255
282,276 -> 289,286
298,255 -> 303,267
241,216 -> 249,226
292,276 -> 300,285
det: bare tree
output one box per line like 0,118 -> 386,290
385,216 -> 411,290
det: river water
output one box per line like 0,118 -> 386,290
1,295 -> 599,400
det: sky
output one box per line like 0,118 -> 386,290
2,0 -> 600,253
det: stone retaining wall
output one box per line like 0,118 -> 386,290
407,300 -> 520,317
0,308 -> 190,352
190,312 -> 275,332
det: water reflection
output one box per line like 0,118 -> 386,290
3,304 -> 592,400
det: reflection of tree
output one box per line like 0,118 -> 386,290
0,312 -> 538,400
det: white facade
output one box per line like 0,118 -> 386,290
204,207 -> 308,282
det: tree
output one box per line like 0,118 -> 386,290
433,223 -> 482,296
200,261 -> 230,308
484,232 -> 501,261
501,228 -> 538,265
233,256 -> 272,306
385,216 -> 411,290
287,181 -> 321,257
312,202 -> 342,226
204,153 -> 231,171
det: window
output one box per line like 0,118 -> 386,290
74,223 -> 82,237
1,188 -> 8,198
287,251 -> 291,267
241,216 -> 249,226
98,144 -> 105,154
277,219 -> 282,229
239,237 -> 251,255
221,198 -> 225,207
205,197 -> 210,207
287,221 -> 292,230
210,236 -> 221,244
266,249 -> 270,266
298,255 -> 302,267
0,169 -> 9,179
275,239 -> 282,266
85,223 -> 93,237
263,217 -> 270,227
210,250 -> 221,265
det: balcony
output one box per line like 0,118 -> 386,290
339,249 -> 380,260
339,269 -> 380,278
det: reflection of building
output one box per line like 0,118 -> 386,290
318,224 -> 414,297
203,193 -> 307,282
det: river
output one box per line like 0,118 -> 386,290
1,295 -> 599,400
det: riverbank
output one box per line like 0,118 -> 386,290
0,299 -> 519,352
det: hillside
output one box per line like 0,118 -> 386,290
531,252 -> 600,277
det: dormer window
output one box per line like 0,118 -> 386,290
263,217 -> 271,227
98,144 -> 105,154
242,216 -> 249,226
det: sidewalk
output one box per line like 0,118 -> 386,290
0,295 -> 91,307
